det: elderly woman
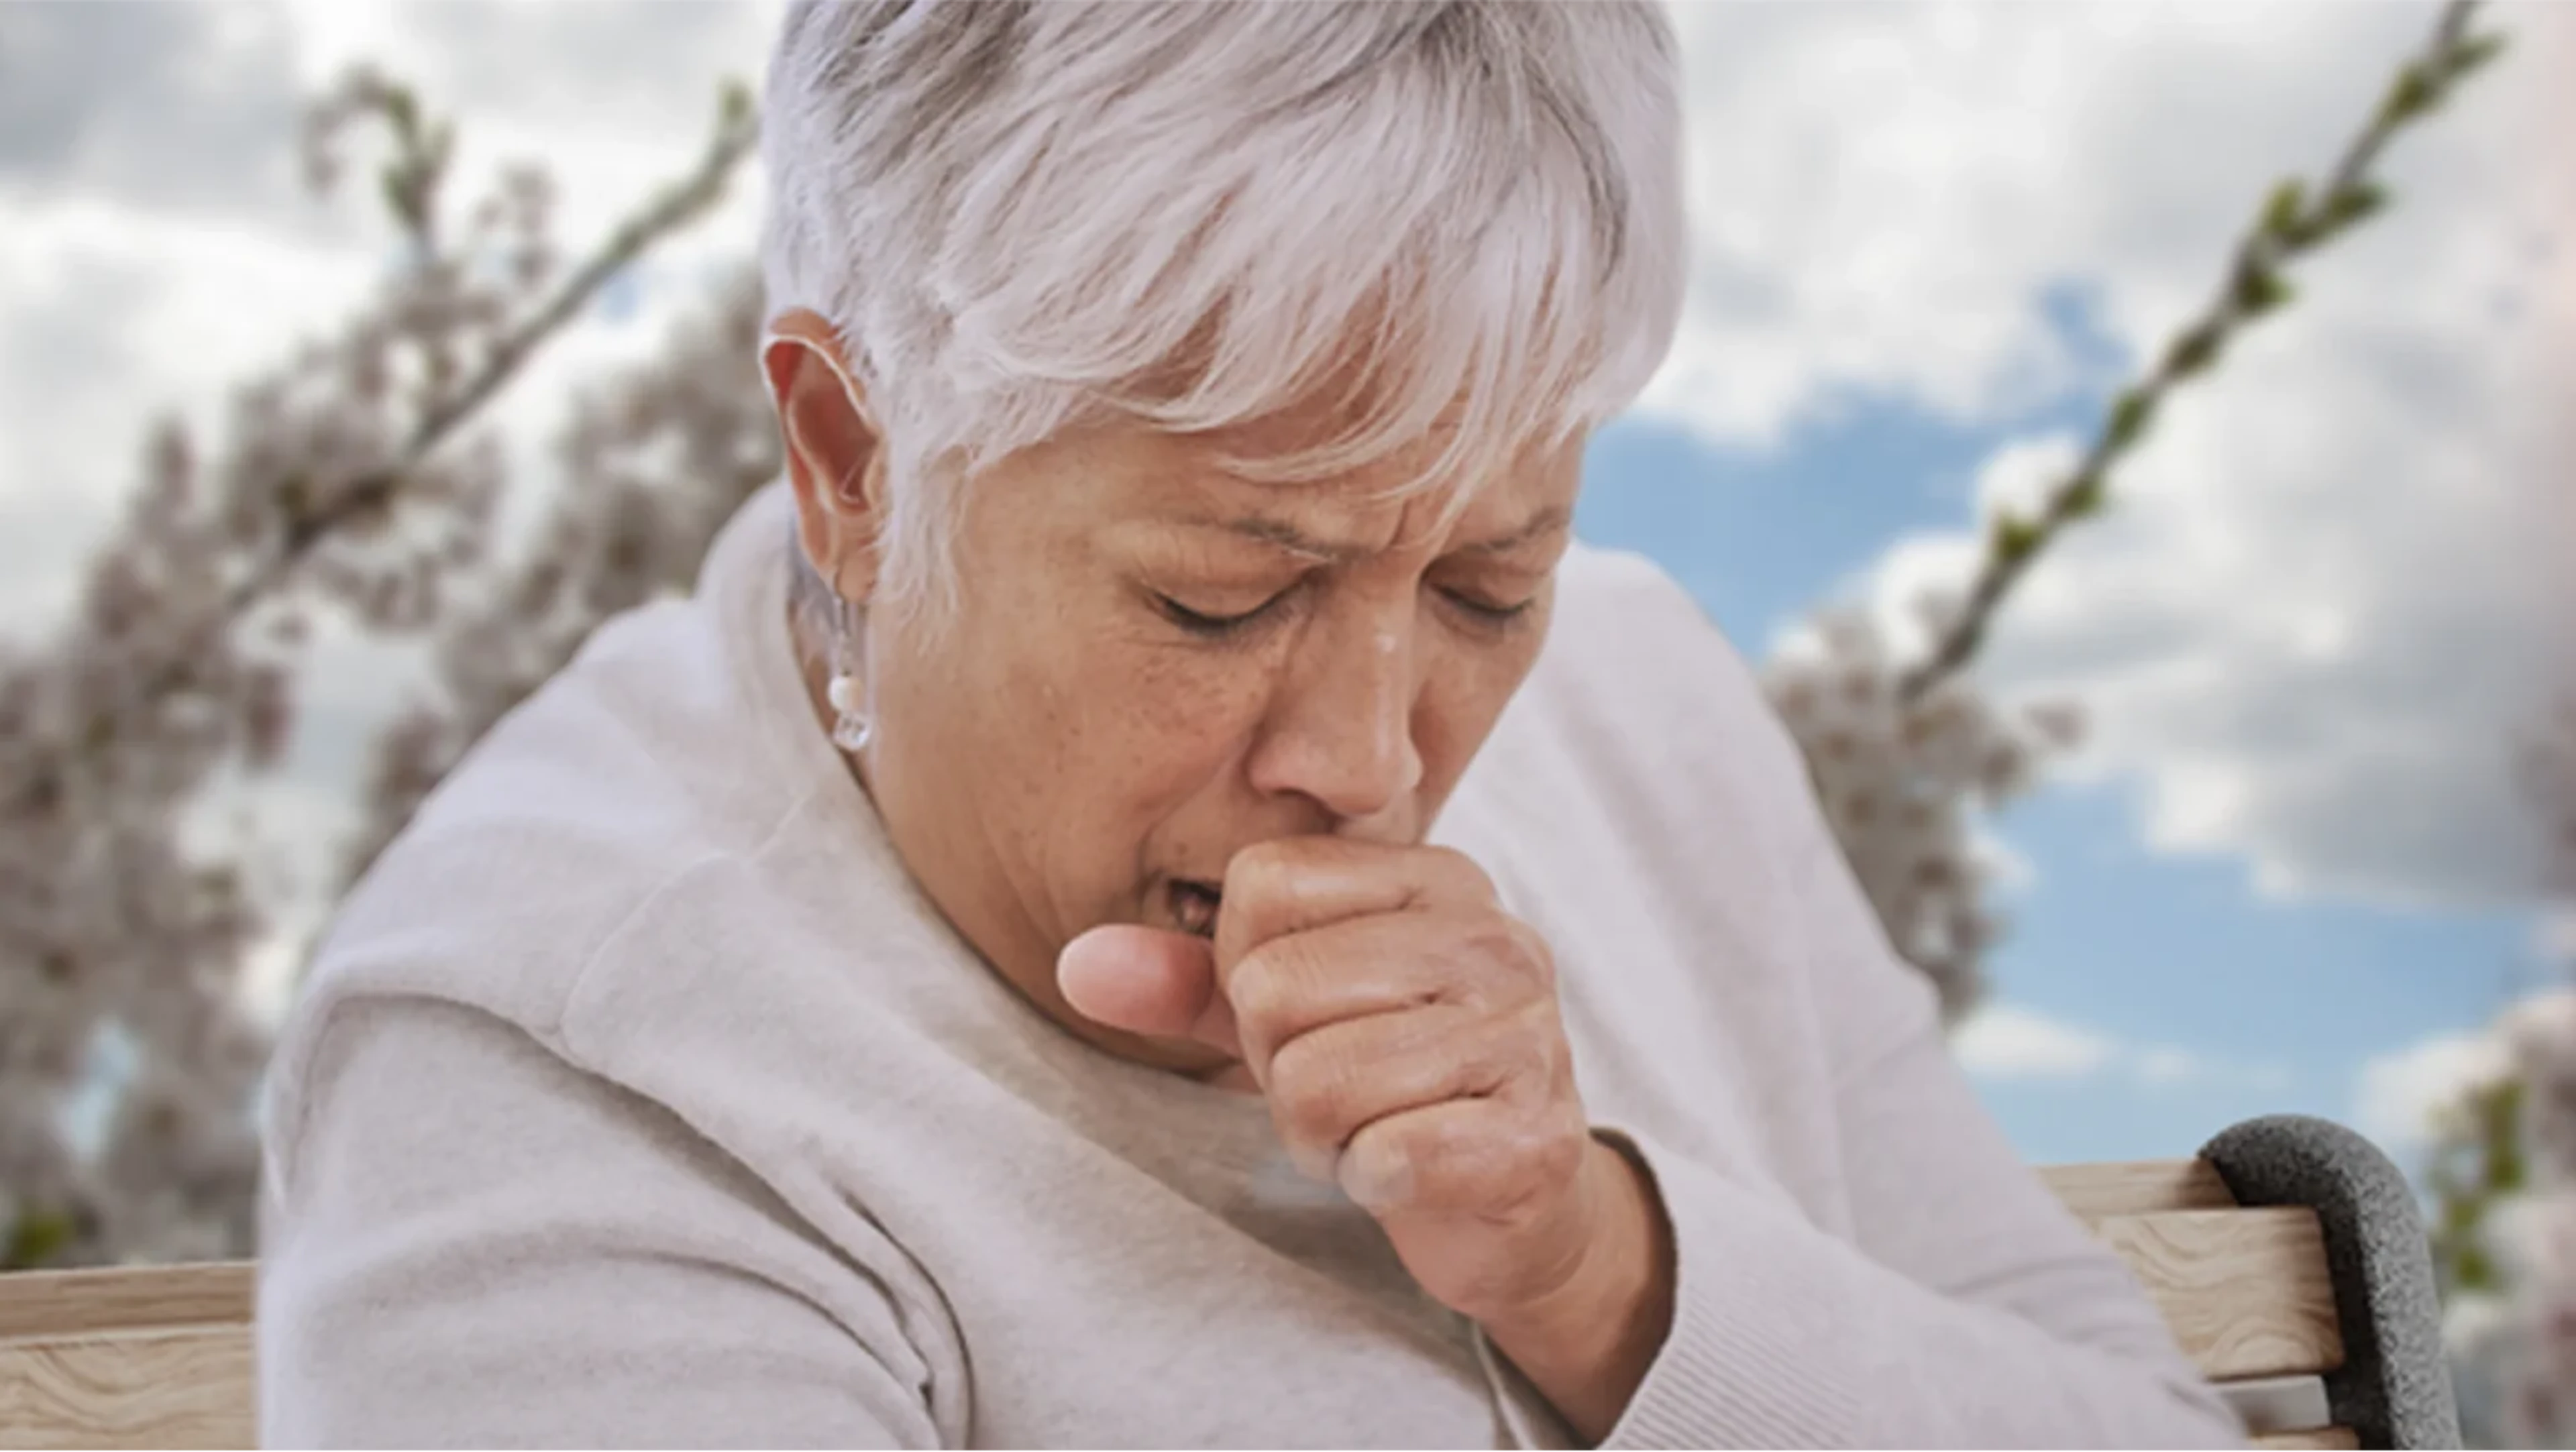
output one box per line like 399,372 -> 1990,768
258,3 -> 2245,1447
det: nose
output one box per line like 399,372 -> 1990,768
1246,609 -> 1426,830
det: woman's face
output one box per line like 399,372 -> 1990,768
779,333 -> 1581,1075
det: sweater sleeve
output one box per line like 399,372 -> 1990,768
258,992 -> 956,1449
1595,814 -> 2250,1449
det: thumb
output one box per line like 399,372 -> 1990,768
1056,924 -> 1242,1059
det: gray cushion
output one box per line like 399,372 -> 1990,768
2202,1114 -> 2461,1450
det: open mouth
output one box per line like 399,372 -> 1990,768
1167,879 -> 1222,938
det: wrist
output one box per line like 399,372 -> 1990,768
1481,1135 -> 1676,1444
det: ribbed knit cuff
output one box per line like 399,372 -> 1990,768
1594,1125 -> 1871,1450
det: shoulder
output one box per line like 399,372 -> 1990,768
1518,541 -> 1949,1066
1513,539 -> 1816,834
1442,539 -> 1830,969
270,585 -> 808,1122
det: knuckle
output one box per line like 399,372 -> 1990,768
1422,844 -> 1498,905
1501,917 -> 1556,987
1398,1135 -> 1475,1211
1224,948 -> 1294,1035
1540,1027 -> 1576,1095
1389,1101 -> 1586,1230
1223,844 -> 1302,928
1268,1031 -> 1362,1149
1429,1120 -> 1529,1215
1444,913 -> 1551,995
1338,1126 -> 1417,1209
1509,997 -> 1564,1066
1460,915 -> 1523,966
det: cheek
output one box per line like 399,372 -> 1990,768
1068,641 -> 1277,807
1411,612 -> 1551,797
894,556 -> 1279,831
934,596 -> 1277,847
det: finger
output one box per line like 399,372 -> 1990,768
1266,1000 -> 1553,1178
1056,924 -> 1241,1058
1215,837 -> 1497,976
1225,910 -> 1551,1076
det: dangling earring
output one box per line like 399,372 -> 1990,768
826,592 -> 873,754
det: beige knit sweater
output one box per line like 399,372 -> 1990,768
256,484 -> 2245,1449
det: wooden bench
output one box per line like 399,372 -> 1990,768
2055,1114 -> 2458,1449
0,1115 -> 2458,1449
0,1261 -> 251,1450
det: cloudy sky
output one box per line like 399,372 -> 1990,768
2,0 -> 2569,1170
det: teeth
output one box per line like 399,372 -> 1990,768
1171,881 -> 1220,937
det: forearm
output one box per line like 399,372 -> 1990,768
1581,1128 -> 2245,1450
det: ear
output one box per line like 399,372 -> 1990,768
763,307 -> 888,604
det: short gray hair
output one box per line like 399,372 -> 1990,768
761,0 -> 1686,626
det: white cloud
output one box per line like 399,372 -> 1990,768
2142,1045 -> 2295,1091
1647,3 -> 2451,445
1953,1003 -> 2119,1079
1953,1001 -> 2286,1089
2354,1027 -> 2516,1156
0,2 -> 310,219
2132,1047 -> 2207,1086
1644,1 -> 2573,908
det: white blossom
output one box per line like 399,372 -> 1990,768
1762,598 -> 2084,1023
2439,700 -> 2576,1448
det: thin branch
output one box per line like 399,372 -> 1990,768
262,82 -> 758,583
0,80 -> 759,819
1897,0 -> 2506,704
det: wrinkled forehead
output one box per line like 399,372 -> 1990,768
1145,401 -> 1585,555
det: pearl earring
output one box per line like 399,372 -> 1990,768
827,593 -> 872,754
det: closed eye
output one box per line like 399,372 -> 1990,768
1438,587 -> 1538,627
1155,591 -> 1288,638
1155,583 -> 1532,637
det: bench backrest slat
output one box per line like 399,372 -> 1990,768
2039,1158 -> 2237,1222
2096,1205 -> 2347,1381
0,1266 -> 254,1345
2043,1158 -> 2362,1449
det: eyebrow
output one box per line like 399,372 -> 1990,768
1217,505 -> 1572,563
1455,505 -> 1573,558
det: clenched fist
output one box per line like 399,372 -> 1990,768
1058,837 -> 1673,1438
